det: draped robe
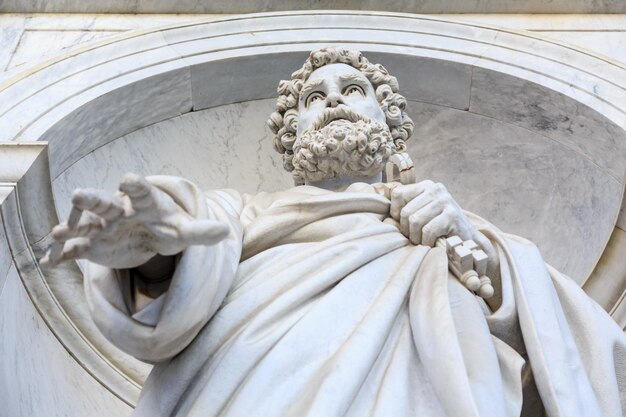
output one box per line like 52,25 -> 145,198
85,176 -> 626,417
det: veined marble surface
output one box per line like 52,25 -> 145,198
3,0 -> 626,13
6,29 -> 120,70
0,16 -> 25,75
0,265 -> 133,417
52,99 -> 288,207
43,65 -> 193,178
0,203 -> 11,297
470,67 -> 626,183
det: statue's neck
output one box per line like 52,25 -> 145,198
305,172 -> 382,191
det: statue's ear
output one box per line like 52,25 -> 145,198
384,152 -> 415,185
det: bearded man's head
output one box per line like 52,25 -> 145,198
267,47 -> 415,185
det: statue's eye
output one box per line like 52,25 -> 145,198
343,84 -> 365,96
306,92 -> 325,107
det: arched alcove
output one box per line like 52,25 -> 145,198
1,11 -> 625,409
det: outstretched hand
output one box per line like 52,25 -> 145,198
41,173 -> 230,269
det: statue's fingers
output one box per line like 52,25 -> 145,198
389,188 -> 404,221
408,200 -> 443,246
72,189 -> 124,221
60,237 -> 91,261
390,181 -> 429,220
420,208 -> 454,247
40,242 -> 64,267
119,173 -> 154,211
399,192 -> 430,236
67,206 -> 83,229
179,220 -> 230,246
51,215 -> 104,242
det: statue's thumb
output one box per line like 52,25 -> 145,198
180,220 -> 230,246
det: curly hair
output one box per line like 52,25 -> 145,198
266,47 -> 414,182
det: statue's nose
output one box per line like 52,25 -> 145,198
326,92 -> 344,108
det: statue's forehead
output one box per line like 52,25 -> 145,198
305,63 -> 367,85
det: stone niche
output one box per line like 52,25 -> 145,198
0,11 -> 625,415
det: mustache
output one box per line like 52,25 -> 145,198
309,105 -> 374,132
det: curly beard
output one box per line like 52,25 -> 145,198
292,116 -> 396,183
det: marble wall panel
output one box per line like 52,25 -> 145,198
6,29 -> 122,71
0,31 -> 183,141
0,27 -> 23,73
12,147 -> 59,246
52,98 -> 291,219
0,30 -> 167,112
0,192 -> 11,297
469,67 -> 626,183
180,49 -> 472,113
532,31 -> 626,64
471,30 -> 626,101
365,53 -> 472,110
3,0 -> 626,13
442,14 -> 626,30
0,15 -> 25,69
406,101 -> 621,283
42,68 -> 193,179
0,266 -> 133,417
19,13 -> 216,31
186,53 -> 309,111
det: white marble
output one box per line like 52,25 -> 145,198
0,265 -> 133,417
0,197 -> 11,296
5,14 -> 626,91
0,27 -> 23,72
162,15 -> 499,75
74,171 -> 626,417
2,13 -> 626,414
20,13 -> 221,31
7,29 -> 121,71
1,12 -> 625,186
407,101 -> 622,283
0,143 -> 50,255
474,27 -> 626,93
0,30 -> 184,138
43,66 -> 192,179
0,15 -> 26,83
469,67 -> 626,183
0,142 -> 150,404
3,0 -> 626,13
535,31 -> 626,65
365,52 -> 472,110
52,98 -> 289,220
443,13 -> 626,31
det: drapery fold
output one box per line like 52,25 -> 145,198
84,178 -> 626,416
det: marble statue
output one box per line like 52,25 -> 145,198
42,47 -> 626,417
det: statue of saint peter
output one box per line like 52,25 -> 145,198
44,47 -> 626,417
